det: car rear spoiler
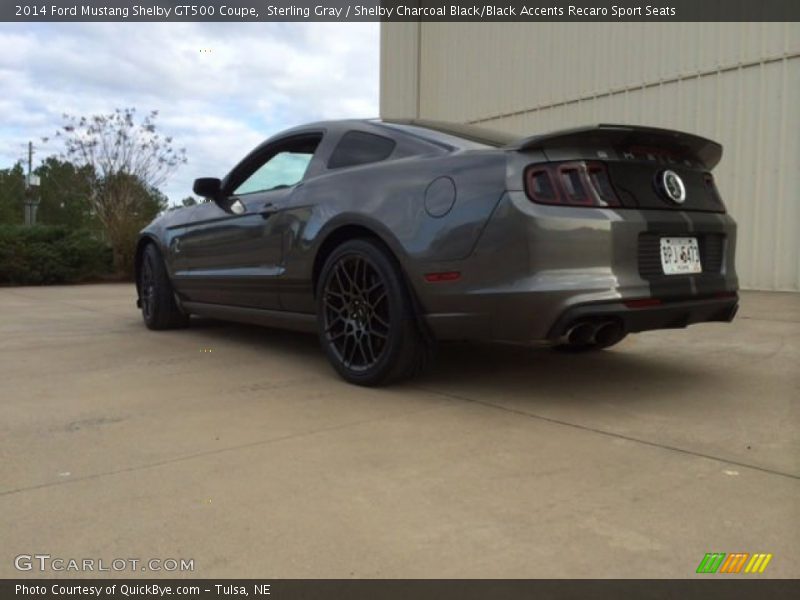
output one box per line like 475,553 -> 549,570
510,124 -> 723,169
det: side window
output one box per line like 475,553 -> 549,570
232,134 -> 321,196
234,152 -> 313,195
327,131 -> 396,170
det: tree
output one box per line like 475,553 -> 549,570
0,163 -> 25,225
34,157 -> 96,230
95,172 -> 169,274
181,196 -> 198,207
51,108 -> 186,274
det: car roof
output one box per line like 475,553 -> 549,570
268,118 -> 518,150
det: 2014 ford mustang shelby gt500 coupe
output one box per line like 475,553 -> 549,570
135,119 -> 738,385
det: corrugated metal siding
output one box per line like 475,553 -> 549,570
380,23 -> 800,291
379,22 -> 420,120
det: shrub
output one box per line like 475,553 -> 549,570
0,225 -> 114,285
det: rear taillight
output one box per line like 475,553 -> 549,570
524,161 -> 621,208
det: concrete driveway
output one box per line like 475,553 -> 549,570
1,284 -> 798,578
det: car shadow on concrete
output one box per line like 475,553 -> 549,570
414,339 -> 715,404
185,318 -> 713,403
187,316 -> 322,356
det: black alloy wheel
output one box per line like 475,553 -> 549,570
138,244 -> 190,330
323,254 -> 390,372
140,253 -> 156,322
317,238 -> 430,386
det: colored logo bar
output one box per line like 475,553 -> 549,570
696,553 -> 773,574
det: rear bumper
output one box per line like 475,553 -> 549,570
424,294 -> 739,343
546,294 -> 739,341
415,191 -> 739,343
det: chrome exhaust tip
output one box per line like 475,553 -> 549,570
566,322 -> 596,345
594,321 -> 624,347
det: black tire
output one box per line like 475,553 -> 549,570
316,238 -> 430,386
138,244 -> 190,330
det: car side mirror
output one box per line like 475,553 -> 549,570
193,177 -> 222,200
193,177 -> 246,215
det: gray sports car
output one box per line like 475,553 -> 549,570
135,119 -> 738,385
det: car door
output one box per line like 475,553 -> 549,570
171,133 -> 322,309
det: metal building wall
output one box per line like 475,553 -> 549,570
380,23 -> 800,291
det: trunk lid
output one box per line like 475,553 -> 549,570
511,124 -> 725,212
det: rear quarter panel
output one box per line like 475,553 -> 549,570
279,150 -> 508,312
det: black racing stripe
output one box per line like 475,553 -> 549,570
636,207 -> 735,299
638,219 -> 693,299
650,275 -> 694,299
694,233 -> 727,296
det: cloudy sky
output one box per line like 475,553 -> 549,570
0,22 -> 379,203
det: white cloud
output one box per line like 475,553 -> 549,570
0,22 -> 379,203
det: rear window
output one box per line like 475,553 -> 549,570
328,131 -> 396,169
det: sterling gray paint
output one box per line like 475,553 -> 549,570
136,119 -> 739,344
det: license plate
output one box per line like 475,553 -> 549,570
660,237 -> 701,275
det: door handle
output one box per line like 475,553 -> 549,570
259,202 -> 276,218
